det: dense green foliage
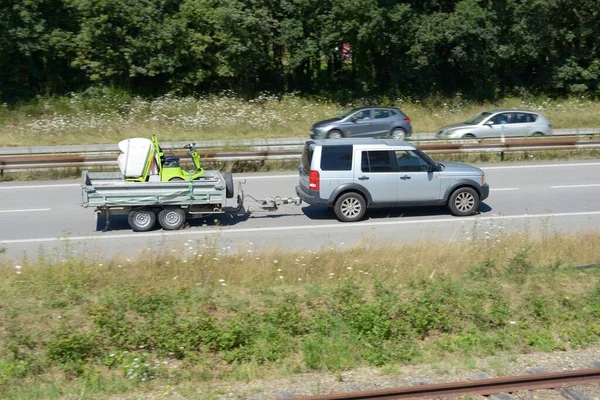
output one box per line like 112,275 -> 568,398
1,251 -> 600,396
2,0 -> 600,103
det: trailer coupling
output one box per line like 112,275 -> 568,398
246,196 -> 302,212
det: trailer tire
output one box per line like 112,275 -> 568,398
224,172 -> 234,199
128,208 -> 157,232
158,207 -> 186,230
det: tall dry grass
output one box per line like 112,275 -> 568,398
2,90 -> 600,146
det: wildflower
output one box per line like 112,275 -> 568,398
277,268 -> 282,272
273,260 -> 279,264
218,279 -> 225,282
14,265 -> 22,270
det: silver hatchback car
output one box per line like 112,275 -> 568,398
436,109 -> 552,139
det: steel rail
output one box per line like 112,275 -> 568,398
295,367 -> 600,399
0,138 -> 599,173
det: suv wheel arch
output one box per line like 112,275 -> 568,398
328,185 -> 373,206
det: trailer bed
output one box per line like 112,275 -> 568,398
81,171 -> 228,208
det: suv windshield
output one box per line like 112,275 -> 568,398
465,112 -> 492,125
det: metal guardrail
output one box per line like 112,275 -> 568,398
0,128 -> 599,156
0,137 -> 599,174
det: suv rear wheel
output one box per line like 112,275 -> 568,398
448,187 -> 479,216
334,192 -> 366,222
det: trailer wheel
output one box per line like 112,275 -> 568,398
158,207 -> 186,230
224,172 -> 234,199
128,208 -> 157,232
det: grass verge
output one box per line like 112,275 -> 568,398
1,230 -> 599,398
2,91 -> 600,147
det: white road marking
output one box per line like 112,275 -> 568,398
0,184 -> 79,190
482,162 -> 600,170
551,184 -> 600,189
2,210 -> 600,245
490,188 -> 519,191
0,208 -> 51,214
236,175 -> 297,180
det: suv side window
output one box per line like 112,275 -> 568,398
395,150 -> 429,172
361,150 -> 393,173
320,145 -> 353,171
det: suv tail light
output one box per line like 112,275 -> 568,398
309,170 -> 320,191
404,117 -> 411,124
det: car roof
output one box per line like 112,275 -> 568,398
483,109 -> 540,114
308,138 -> 417,149
350,106 -> 399,111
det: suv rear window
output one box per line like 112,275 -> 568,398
320,145 -> 353,171
301,144 -> 314,170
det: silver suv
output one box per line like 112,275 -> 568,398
295,139 -> 489,222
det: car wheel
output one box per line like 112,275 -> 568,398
448,187 -> 480,216
391,128 -> 407,140
224,172 -> 234,198
334,192 -> 366,222
462,133 -> 476,139
327,130 -> 343,139
532,132 -> 545,137
158,207 -> 186,230
128,208 -> 157,231
169,177 -> 184,181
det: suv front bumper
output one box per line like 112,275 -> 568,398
481,183 -> 490,201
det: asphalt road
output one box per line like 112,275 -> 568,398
1,160 -> 599,261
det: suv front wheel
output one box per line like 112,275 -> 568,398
334,192 -> 366,222
448,187 -> 480,216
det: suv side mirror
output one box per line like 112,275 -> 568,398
484,120 -> 494,126
349,116 -> 357,122
426,164 -> 435,173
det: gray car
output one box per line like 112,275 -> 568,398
310,107 -> 413,140
296,138 -> 489,222
435,109 -> 552,139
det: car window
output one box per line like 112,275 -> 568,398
489,113 -> 511,125
466,112 -> 492,124
373,109 -> 391,119
354,110 -> 371,120
517,113 -> 537,123
320,145 -> 353,171
361,151 -> 393,173
395,150 -> 429,172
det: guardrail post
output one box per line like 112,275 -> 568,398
0,160 -> 4,176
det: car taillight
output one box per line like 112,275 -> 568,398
404,117 -> 411,124
309,170 -> 320,191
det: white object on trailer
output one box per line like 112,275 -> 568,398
117,138 -> 154,178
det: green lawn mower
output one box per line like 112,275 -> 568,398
118,135 -> 205,182
150,135 -> 205,181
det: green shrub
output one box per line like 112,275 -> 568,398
46,327 -> 98,364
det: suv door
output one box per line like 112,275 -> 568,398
394,150 -> 441,202
355,149 -> 397,204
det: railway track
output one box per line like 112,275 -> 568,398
291,368 -> 600,399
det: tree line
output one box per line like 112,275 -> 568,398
1,0 -> 598,103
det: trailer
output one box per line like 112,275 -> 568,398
81,170 -> 301,231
